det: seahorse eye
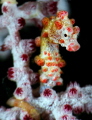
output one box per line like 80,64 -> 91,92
64,34 -> 67,37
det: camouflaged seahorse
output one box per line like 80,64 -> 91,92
35,10 -> 80,88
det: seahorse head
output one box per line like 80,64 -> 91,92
48,10 -> 80,52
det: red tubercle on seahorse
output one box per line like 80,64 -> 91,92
55,52 -> 58,56
42,67 -> 48,72
40,78 -> 48,83
73,26 -> 80,34
44,51 -> 47,55
46,62 -> 51,67
59,39 -> 64,44
42,32 -> 48,37
57,10 -> 68,19
47,53 -> 51,56
35,37 -> 41,47
48,56 -> 52,60
70,19 -> 75,25
54,20 -> 62,30
55,57 -> 61,61
42,17 -> 49,26
49,16 -> 55,20
67,43 -> 80,52
58,61 -> 66,68
67,27 -> 73,33
34,56 -> 45,66
51,68 -> 58,72
56,82 -> 62,86
53,76 -> 59,81
48,74 -> 53,77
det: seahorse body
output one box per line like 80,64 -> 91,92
35,10 -> 80,88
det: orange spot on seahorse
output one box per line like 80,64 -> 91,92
50,16 -> 55,20
56,82 -> 62,86
35,37 -> 41,47
40,79 -> 48,83
55,20 -> 62,30
42,17 -> 49,26
42,32 -> 48,37
53,76 -> 59,81
44,51 -> 47,55
48,53 -> 51,56
59,39 -> 64,43
52,62 -> 57,66
58,60 -> 66,68
46,62 -> 52,67
67,27 -> 73,33
51,68 -> 58,72
55,52 -> 58,56
48,74 -> 53,77
48,56 -> 52,60
34,56 -> 45,66
73,26 -> 80,34
57,11 -> 68,19
56,57 -> 60,61
42,67 -> 48,72
70,19 -> 75,25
